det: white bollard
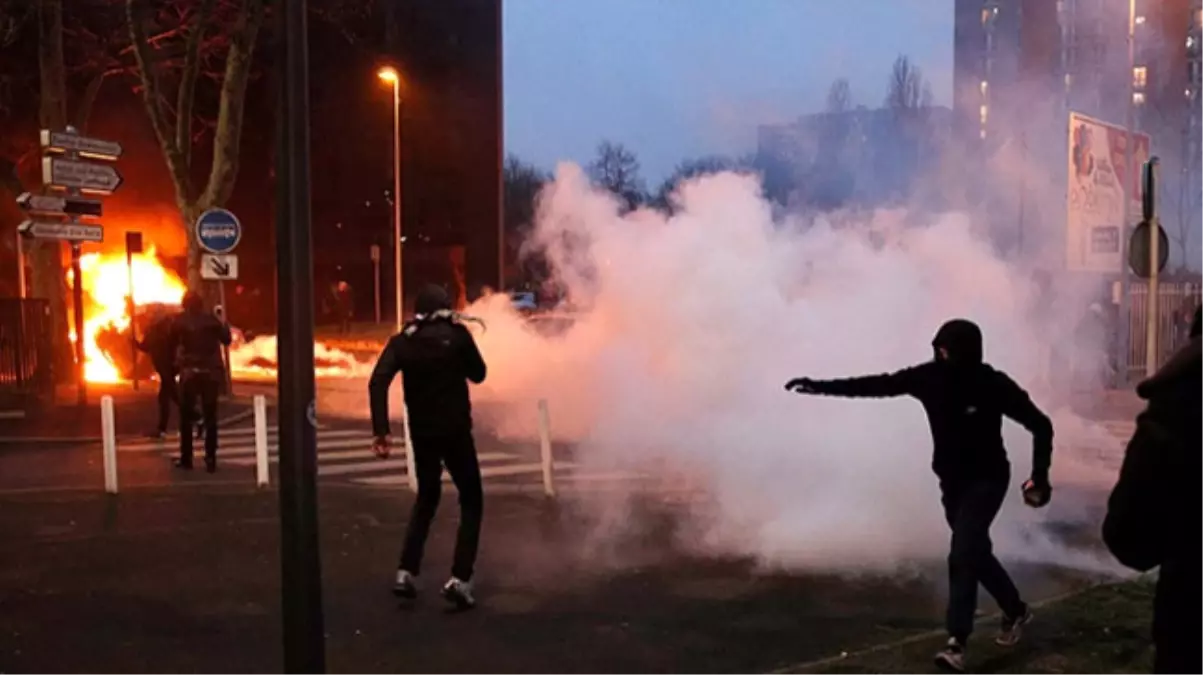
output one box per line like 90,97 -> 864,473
401,405 -> 418,492
537,398 -> 556,498
100,395 -> 118,494
254,395 -> 269,487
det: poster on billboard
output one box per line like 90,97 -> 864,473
1066,112 -> 1150,272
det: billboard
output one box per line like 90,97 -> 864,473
1066,112 -> 1150,272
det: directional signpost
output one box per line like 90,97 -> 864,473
15,125 -> 124,405
196,208 -> 242,393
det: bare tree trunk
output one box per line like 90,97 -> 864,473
32,0 -> 70,380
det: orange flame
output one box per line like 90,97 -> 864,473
67,246 -> 188,382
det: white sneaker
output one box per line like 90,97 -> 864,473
934,637 -> 966,673
392,569 -> 417,599
441,577 -> 475,610
996,606 -> 1034,646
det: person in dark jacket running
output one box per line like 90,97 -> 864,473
136,307 -> 180,439
785,319 -> 1054,673
168,291 -> 231,472
1103,307 -> 1201,674
368,283 -> 487,609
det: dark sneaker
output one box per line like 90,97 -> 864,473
996,605 -> 1033,646
172,458 -> 193,470
204,457 -> 217,474
935,637 -> 966,673
441,577 -> 475,610
392,570 -> 417,599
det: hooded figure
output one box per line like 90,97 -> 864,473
786,319 -> 1054,673
368,283 -> 487,610
167,290 -> 231,472
1103,306 -> 1201,674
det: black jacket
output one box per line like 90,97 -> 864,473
1103,335 -> 1201,674
804,320 -> 1054,481
368,317 -> 487,438
169,309 -> 232,374
137,313 -> 177,372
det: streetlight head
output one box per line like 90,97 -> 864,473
377,67 -> 399,84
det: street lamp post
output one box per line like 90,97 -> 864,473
378,67 -> 403,333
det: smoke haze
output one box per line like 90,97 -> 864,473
315,162 -> 1129,576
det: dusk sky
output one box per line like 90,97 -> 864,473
504,0 -> 954,184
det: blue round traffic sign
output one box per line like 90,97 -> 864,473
195,208 -> 242,254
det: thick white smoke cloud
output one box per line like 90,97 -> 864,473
458,163 -> 1127,574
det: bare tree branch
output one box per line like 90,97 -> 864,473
175,0 -> 217,170
126,0 -> 193,204
199,0 -> 265,208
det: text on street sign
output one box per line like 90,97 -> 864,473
42,157 -> 124,194
195,208 -> 243,254
18,220 -> 104,242
16,192 -> 103,217
40,129 -> 123,161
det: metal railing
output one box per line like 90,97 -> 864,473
0,298 -> 54,403
1125,280 -> 1201,380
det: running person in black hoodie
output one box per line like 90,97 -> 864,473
368,284 -> 487,609
785,319 -> 1054,673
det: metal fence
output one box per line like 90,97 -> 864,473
0,298 -> 54,404
1125,280 -> 1201,380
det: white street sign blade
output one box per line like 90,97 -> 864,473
40,129 -> 123,160
42,157 -> 123,194
201,254 -> 239,280
15,192 -> 103,217
18,220 -> 104,242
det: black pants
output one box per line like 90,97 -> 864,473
941,474 -> 1025,641
179,370 -> 220,464
399,432 -> 483,582
155,366 -> 178,434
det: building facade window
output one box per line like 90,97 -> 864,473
980,80 -> 989,96
1133,66 -> 1148,88
980,104 -> 989,124
1133,91 -> 1146,105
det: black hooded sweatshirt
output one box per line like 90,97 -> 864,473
368,285 -> 487,438
1103,308 -> 1201,674
803,319 -> 1054,482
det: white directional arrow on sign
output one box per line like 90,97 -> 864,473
42,157 -> 123,194
18,220 -> 104,242
40,129 -> 123,160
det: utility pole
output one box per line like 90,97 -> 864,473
1117,0 -> 1136,386
274,0 -> 326,670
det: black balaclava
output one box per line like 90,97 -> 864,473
931,319 -> 984,364
414,284 -> 452,317
1191,306 -> 1201,339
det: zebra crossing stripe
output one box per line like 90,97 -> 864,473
225,450 -> 520,472
119,428 -> 370,453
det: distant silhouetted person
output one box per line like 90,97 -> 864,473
368,283 -> 487,609
136,307 -> 179,439
785,319 -> 1054,674
1103,307 -> 1201,674
169,291 -> 231,473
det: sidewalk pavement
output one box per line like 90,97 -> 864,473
0,382 -> 254,443
0,484 -> 1102,673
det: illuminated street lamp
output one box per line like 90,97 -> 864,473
377,66 -> 403,332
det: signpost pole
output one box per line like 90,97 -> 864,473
218,280 -> 232,394
1144,159 -> 1160,377
371,245 -> 381,324
70,242 -> 86,406
126,244 -> 138,392
15,231 -> 25,298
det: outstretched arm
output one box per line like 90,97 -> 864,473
787,365 -> 925,399
368,337 -> 405,437
457,325 -> 487,384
